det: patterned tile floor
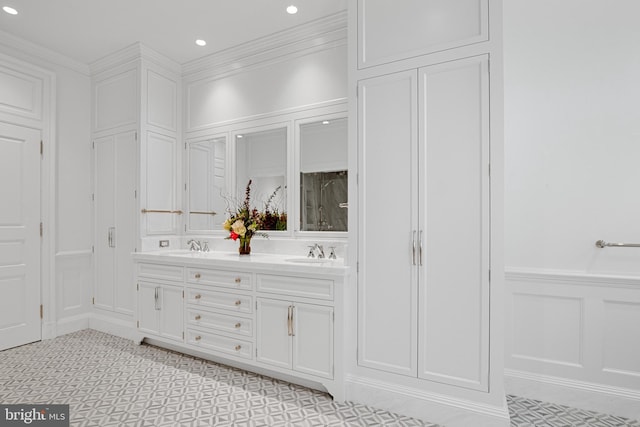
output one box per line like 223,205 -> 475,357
0,330 -> 638,427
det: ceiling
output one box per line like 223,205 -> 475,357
0,0 -> 348,65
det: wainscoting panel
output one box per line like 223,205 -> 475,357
0,62 -> 43,122
505,268 -> 640,418
55,251 -> 92,334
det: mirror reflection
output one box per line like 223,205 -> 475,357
299,118 -> 348,232
235,127 -> 287,231
188,136 -> 227,231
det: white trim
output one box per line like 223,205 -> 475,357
346,375 -> 510,427
56,313 -> 91,336
88,314 -> 137,341
90,42 -> 181,76
505,267 -> 640,289
182,11 -> 347,80
505,369 -> 640,421
0,29 -> 90,75
55,249 -> 93,259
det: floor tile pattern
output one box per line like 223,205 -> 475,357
1,330 -> 639,426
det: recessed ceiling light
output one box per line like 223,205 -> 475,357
286,5 -> 298,14
322,120 -> 330,125
237,135 -> 243,139
195,39 -> 207,47
2,6 -> 18,15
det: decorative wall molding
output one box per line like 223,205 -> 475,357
90,42 -> 181,76
505,267 -> 640,289
0,29 -> 90,76
182,11 -> 347,80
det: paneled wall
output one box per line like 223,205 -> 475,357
504,0 -> 640,419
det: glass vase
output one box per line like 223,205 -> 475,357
238,235 -> 251,255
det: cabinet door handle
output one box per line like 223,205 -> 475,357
195,273 -> 201,279
194,335 -> 201,341
194,294 -> 201,300
194,314 -> 201,321
287,305 -> 294,336
154,287 -> 160,310
108,227 -> 116,248
234,322 -> 241,329
234,277 -> 241,283
419,230 -> 423,266
412,230 -> 417,265
234,344 -> 242,351
234,300 -> 242,306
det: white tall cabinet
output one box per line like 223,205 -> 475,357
91,45 -> 180,325
350,1 -> 506,425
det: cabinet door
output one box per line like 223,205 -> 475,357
418,55 -> 490,391
94,131 -> 137,315
358,0 -> 489,69
256,298 -> 291,370
137,282 -> 160,335
158,284 -> 183,342
357,70 -> 418,376
292,303 -> 334,379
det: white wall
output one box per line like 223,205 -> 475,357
504,1 -> 640,419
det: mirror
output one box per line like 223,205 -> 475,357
187,136 -> 227,232
299,117 -> 348,232
235,126 -> 288,231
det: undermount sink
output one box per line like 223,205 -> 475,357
285,257 -> 334,264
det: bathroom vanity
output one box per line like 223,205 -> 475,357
132,250 -> 349,400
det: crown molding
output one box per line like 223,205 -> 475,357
0,29 -> 90,76
182,10 -> 347,80
89,42 -> 182,76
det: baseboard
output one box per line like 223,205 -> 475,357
345,375 -> 510,427
88,313 -> 137,341
55,314 -> 90,336
505,369 -> 640,421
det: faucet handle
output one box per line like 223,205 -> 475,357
307,245 -> 316,258
328,246 -> 337,260
202,241 -> 210,252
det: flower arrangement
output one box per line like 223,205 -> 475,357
222,180 -> 286,254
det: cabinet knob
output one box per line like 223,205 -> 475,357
234,300 -> 242,306
234,277 -> 241,283
195,273 -> 201,279
195,294 -> 201,300
234,322 -> 241,329
234,345 -> 242,351
195,335 -> 201,341
195,314 -> 201,321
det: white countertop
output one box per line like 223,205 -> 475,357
132,250 -> 350,277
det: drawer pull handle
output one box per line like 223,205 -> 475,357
234,300 -> 242,306
235,277 -> 241,283
234,345 -> 242,351
195,335 -> 201,341
195,315 -> 201,321
195,294 -> 201,300
234,322 -> 241,329
195,273 -> 201,279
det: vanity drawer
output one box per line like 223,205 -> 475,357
186,268 -> 252,290
186,288 -> 253,314
137,263 -> 183,281
186,308 -> 253,338
257,274 -> 334,301
186,329 -> 253,360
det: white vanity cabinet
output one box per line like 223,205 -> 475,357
136,263 -> 184,343
256,274 -> 335,380
133,253 -> 348,401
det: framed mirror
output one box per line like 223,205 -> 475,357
187,136 -> 227,233
299,117 -> 348,232
235,126 -> 288,231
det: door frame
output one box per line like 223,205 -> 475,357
0,52 -> 57,341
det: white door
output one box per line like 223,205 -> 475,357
94,131 -> 137,314
292,303 -> 334,379
357,70 -> 419,376
417,55 -> 491,391
158,284 -> 183,342
256,298 -> 291,369
137,281 -> 160,336
0,122 -> 41,351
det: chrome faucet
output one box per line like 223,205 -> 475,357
187,239 -> 201,251
314,243 -> 325,259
